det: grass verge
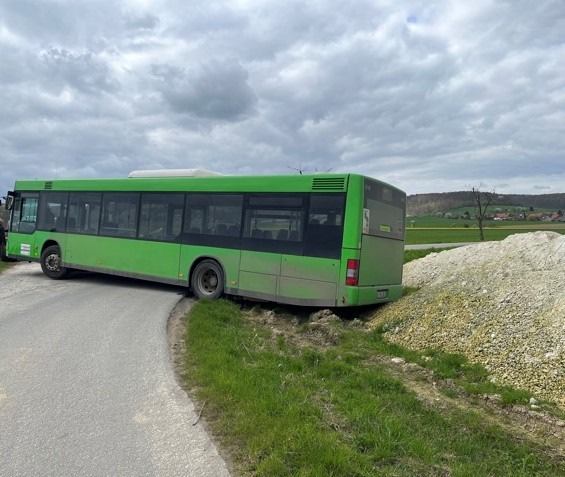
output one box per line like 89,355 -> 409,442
183,300 -> 564,476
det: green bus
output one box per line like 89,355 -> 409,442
4,171 -> 406,307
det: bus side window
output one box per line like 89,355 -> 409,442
304,194 -> 345,259
66,217 -> 77,231
242,195 -> 304,254
38,192 -> 68,232
101,193 -> 139,238
183,194 -> 243,244
138,193 -> 184,242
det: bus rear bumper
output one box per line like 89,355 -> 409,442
342,284 -> 404,306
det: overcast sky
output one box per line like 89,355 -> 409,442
1,0 -> 564,197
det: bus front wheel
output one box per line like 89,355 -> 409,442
40,245 -> 69,280
191,260 -> 224,300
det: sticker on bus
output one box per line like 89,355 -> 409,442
20,244 -> 31,256
363,208 -> 370,234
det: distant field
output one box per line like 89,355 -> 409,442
405,224 -> 565,244
407,215 -> 560,227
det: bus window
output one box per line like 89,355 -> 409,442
304,194 -> 345,259
184,194 -> 243,237
138,193 -> 184,242
37,192 -> 69,232
67,193 -> 102,234
101,193 -> 139,238
363,180 -> 405,240
10,194 -> 39,234
242,195 -> 304,254
243,209 -> 303,242
182,194 -> 243,248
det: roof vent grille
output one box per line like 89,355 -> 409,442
312,177 -> 346,191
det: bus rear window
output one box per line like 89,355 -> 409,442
363,179 -> 405,240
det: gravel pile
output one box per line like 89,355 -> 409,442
371,231 -> 565,407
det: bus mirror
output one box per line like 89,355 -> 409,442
5,192 -> 14,210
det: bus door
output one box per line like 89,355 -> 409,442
238,194 -> 345,305
6,192 -> 39,259
238,196 -> 306,301
278,195 -> 344,306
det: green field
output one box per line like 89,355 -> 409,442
406,223 -> 565,244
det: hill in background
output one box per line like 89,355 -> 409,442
407,192 -> 565,216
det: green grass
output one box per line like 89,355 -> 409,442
184,300 -> 564,476
406,225 -> 565,244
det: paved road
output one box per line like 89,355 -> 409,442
0,263 -> 230,477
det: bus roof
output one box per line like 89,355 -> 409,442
12,173 -> 405,195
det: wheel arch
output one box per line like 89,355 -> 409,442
188,255 -> 226,288
41,239 -> 61,255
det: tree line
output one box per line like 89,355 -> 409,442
407,191 -> 565,216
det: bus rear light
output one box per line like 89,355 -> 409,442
346,259 -> 359,286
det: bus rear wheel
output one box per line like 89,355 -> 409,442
40,245 -> 69,279
191,260 -> 224,300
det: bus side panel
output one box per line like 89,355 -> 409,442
238,251 -> 280,299
278,255 -> 339,305
66,235 -> 182,281
6,232 -> 38,261
341,176 -> 363,250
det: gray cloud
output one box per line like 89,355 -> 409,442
123,12 -> 160,32
150,60 -> 257,120
40,48 -> 120,94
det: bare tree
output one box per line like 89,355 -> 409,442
470,184 -> 497,241
287,164 -> 333,175
287,163 -> 308,175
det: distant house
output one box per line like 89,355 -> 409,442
493,213 -> 511,221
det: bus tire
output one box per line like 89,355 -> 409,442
191,259 -> 224,300
40,245 -> 69,280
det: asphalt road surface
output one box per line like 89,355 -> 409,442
0,263 -> 230,477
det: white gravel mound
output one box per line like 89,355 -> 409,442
372,231 -> 565,407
